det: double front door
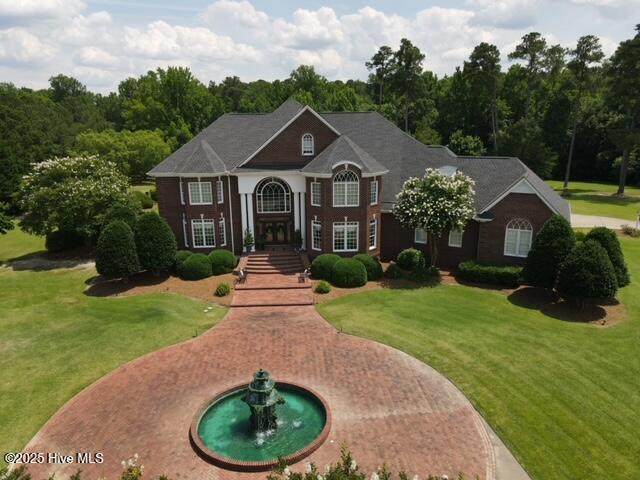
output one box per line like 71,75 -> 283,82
257,219 -> 292,245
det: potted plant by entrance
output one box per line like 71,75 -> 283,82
243,228 -> 255,253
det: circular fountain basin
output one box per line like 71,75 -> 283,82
190,383 -> 331,471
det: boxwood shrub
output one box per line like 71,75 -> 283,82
331,258 -> 368,288
215,282 -> 231,297
409,265 -> 440,282
585,227 -> 630,287
311,253 -> 341,280
45,229 -> 84,252
209,249 -> 238,275
457,260 -> 522,287
315,280 -> 331,294
175,250 -> 192,271
134,212 -> 177,275
178,253 -> 212,280
95,220 -> 140,280
353,254 -> 383,280
384,263 -> 403,279
397,248 -> 425,271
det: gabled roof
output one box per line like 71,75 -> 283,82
148,100 -> 569,220
301,135 -> 388,177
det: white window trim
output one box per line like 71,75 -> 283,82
302,133 -> 314,156
448,228 -> 463,248
188,181 -> 213,205
370,180 -> 379,206
311,220 -> 322,251
311,181 -> 321,207
216,180 -> 224,204
191,219 -> 216,248
219,218 -> 227,247
179,181 -> 185,205
333,221 -> 359,252
369,218 -> 377,250
503,219 -> 533,258
414,228 -> 428,244
333,170 -> 360,207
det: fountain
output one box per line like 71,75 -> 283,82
241,369 -> 285,432
190,369 -> 331,471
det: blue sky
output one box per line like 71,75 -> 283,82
0,0 -> 637,93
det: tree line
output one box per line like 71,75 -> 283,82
1,26 -> 639,213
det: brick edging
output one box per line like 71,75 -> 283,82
189,381 -> 332,472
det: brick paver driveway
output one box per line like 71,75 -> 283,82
24,283 -> 495,480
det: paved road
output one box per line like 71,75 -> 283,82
571,214 -> 636,229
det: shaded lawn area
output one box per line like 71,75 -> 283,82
0,266 -> 227,466
546,180 -> 640,221
317,237 -> 640,480
0,221 -> 45,263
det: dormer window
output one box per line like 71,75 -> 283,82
302,133 -> 314,156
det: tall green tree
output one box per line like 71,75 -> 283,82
606,25 -> 640,195
390,38 -> 426,132
563,35 -> 604,189
508,32 -> 548,117
366,45 -> 394,105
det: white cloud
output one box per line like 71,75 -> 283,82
0,28 -> 55,62
0,0 -> 85,19
74,46 -> 120,68
467,0 -> 538,29
567,0 -> 640,17
55,12 -> 114,47
200,0 -> 269,31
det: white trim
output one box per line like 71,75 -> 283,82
370,179 -> 379,206
301,170 -> 388,179
216,179 -> 224,204
481,177 -> 561,216
179,180 -> 185,205
300,192 -> 306,248
448,228 -> 463,248
226,175 -> 235,253
182,213 -> 189,247
333,160 -> 363,170
237,105 -> 340,168
311,220 -> 322,251
503,218 -> 533,258
368,218 -> 377,250
302,133 -> 314,156
333,221 -> 359,252
414,228 -> 428,244
333,170 -> 360,207
310,181 -> 321,206
188,181 -> 213,205
191,218 -> 216,248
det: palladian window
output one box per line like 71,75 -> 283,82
333,169 -> 359,207
504,218 -> 533,257
256,177 -> 291,213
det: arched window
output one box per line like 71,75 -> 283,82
302,133 -> 314,155
504,218 -> 533,257
256,177 -> 291,213
333,169 -> 359,207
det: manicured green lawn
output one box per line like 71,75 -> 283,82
318,237 -> 640,480
130,182 -> 154,194
546,180 -> 640,221
0,221 -> 46,263
0,266 -> 226,465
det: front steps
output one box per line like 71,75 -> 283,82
243,251 -> 304,275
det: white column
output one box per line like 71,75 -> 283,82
247,193 -> 256,252
293,192 -> 301,233
300,192 -> 306,249
240,193 -> 248,243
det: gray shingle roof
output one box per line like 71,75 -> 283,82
301,135 -> 388,176
148,101 -> 569,219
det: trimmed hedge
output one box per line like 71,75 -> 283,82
331,258 -> 368,288
585,227 -> 630,287
215,282 -> 231,297
134,212 -> 177,275
353,254 -> 383,280
315,280 -> 331,294
209,249 -> 237,275
103,203 -> 139,231
397,248 -> 425,271
178,253 -> 212,280
457,260 -> 522,288
409,265 -> 440,282
557,240 -> 618,301
311,253 -> 341,280
175,250 -> 192,271
45,229 -> 83,252
385,263 -> 403,279
95,220 -> 140,280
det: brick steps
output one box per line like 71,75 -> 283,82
244,251 -> 304,275
231,288 -> 313,307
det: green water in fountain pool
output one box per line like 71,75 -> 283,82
197,387 -> 326,461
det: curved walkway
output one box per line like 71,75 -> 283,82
24,276 -> 497,480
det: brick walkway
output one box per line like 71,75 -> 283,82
23,276 -> 496,480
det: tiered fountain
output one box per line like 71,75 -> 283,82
190,369 -> 331,472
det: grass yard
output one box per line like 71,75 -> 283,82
0,264 -> 226,466
0,222 -> 46,263
318,237 -> 640,480
547,180 -> 640,221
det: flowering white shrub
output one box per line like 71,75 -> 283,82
393,168 -> 475,266
18,155 -> 130,240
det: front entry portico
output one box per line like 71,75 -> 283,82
237,172 -> 307,251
